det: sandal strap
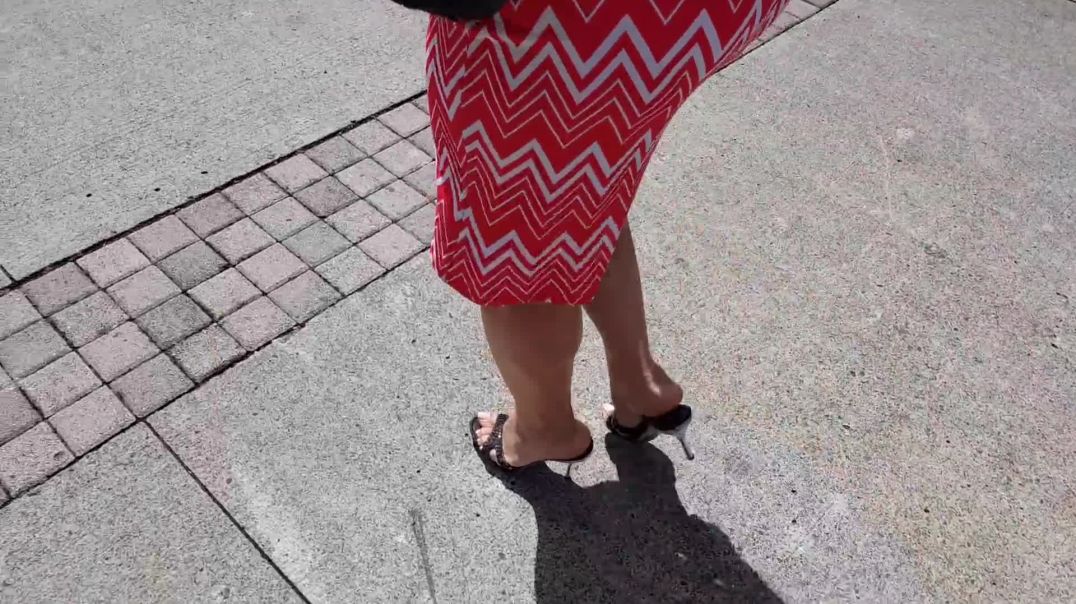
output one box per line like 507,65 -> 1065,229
606,415 -> 651,441
491,413 -> 509,442
489,414 -> 519,471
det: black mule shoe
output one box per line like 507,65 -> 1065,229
470,413 -> 594,473
605,413 -> 656,443
604,404 -> 695,460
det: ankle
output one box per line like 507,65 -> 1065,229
510,414 -> 584,443
608,362 -> 683,417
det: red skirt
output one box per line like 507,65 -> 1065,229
427,0 -> 789,305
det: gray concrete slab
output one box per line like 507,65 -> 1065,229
150,0 -> 1075,601
152,258 -> 927,602
0,424 -> 302,602
0,0 -> 427,279
629,0 -> 1075,598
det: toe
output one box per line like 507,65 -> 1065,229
472,412 -> 497,442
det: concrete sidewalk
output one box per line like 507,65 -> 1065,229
2,0 -> 1074,601
0,0 -> 426,281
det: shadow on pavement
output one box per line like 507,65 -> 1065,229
501,435 -> 783,603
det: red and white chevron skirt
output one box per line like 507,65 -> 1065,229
427,0 -> 789,305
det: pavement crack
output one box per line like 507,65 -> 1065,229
409,508 -> 438,604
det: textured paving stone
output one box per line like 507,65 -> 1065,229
128,215 -> 199,261
366,181 -> 427,220
412,97 -> 428,114
265,155 -> 327,193
409,127 -> 436,157
252,197 -> 318,239
787,0 -> 821,18
111,354 -> 193,417
21,263 -> 97,316
804,0 -> 837,7
0,388 -> 39,447
305,136 -> 365,173
269,271 -> 341,322
0,292 -> 40,340
50,291 -> 129,347
0,422 -> 73,495
284,221 -> 351,267
380,103 -> 430,137
220,297 -> 295,351
135,295 -> 211,349
315,248 -> 385,295
374,140 -> 432,177
0,272 -> 9,289
326,200 -> 391,243
176,193 -> 243,237
172,325 -> 244,382
79,322 -> 158,382
404,162 -> 437,199
106,266 -> 180,318
206,218 -> 274,264
399,204 -> 436,245
0,367 -> 8,388
342,120 -> 400,155
50,387 -> 134,456
19,352 -> 101,418
222,173 -> 287,215
293,177 -> 359,217
77,239 -> 150,287
188,269 -> 260,319
359,224 -> 425,269
237,244 -> 307,292
336,159 -> 396,198
0,321 -> 70,378
158,241 -> 229,290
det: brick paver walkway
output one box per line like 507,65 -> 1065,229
0,0 -> 831,505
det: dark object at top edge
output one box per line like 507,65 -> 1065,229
391,0 -> 507,21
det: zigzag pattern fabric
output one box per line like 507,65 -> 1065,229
427,0 -> 789,305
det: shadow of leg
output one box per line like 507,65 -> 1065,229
503,436 -> 783,602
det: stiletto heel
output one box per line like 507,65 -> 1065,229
565,460 -> 579,480
666,420 -> 695,460
649,405 -> 694,460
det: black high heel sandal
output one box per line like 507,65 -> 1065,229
470,414 -> 594,473
604,404 -> 695,460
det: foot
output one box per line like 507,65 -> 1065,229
608,359 -> 684,429
471,412 -> 593,468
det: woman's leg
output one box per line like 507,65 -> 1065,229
473,304 -> 593,466
585,224 -> 683,426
